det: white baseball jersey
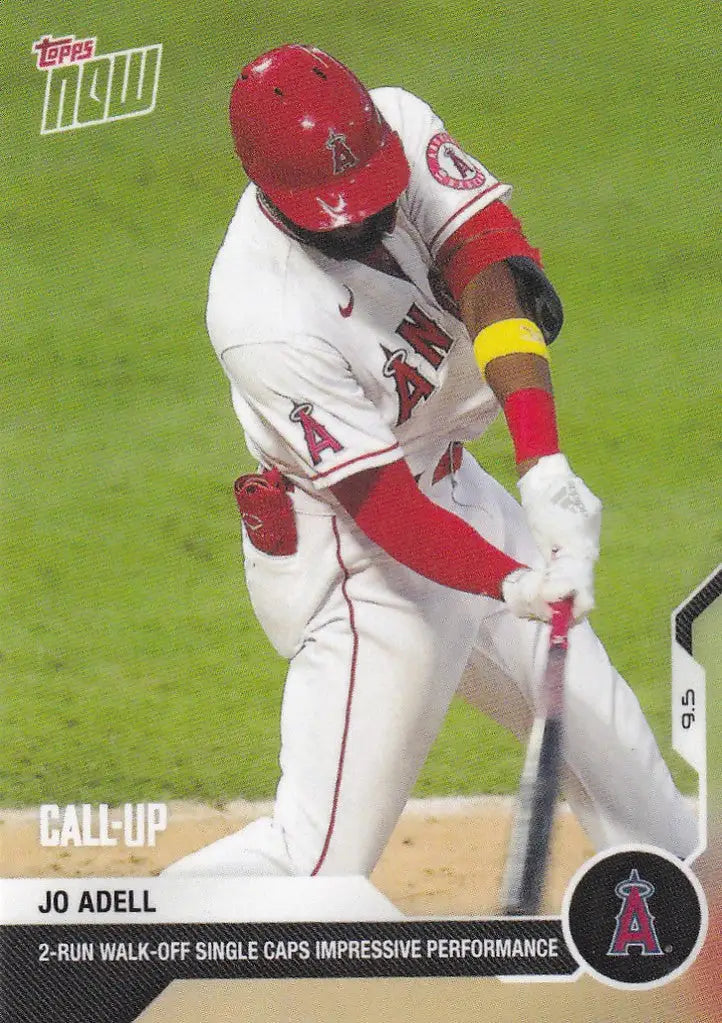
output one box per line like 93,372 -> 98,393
206,87 -> 513,495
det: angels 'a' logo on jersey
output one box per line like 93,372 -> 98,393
289,401 -> 344,466
382,304 -> 456,425
426,131 -> 487,190
325,128 -> 359,175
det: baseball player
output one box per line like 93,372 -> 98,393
165,44 -> 696,878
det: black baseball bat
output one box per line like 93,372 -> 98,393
501,599 -> 573,916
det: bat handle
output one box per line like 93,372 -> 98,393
549,599 -> 573,646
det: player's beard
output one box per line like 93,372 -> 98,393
301,204 -> 397,260
261,195 -> 397,260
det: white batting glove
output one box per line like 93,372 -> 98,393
502,567 -> 553,622
502,556 -> 595,623
514,454 -> 601,621
517,453 -> 602,563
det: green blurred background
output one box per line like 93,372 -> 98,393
2,0 -> 719,806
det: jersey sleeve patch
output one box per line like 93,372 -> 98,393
289,401 -> 344,466
372,88 -> 511,256
426,132 -> 489,190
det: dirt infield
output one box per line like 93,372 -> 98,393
0,797 -> 592,915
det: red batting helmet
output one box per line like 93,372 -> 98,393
229,44 -> 410,231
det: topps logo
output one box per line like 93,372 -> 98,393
32,34 -> 162,135
33,35 -> 97,69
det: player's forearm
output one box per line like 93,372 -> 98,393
460,267 -> 602,619
458,263 -> 603,620
331,459 -> 523,599
465,300 -> 601,618
460,266 -> 560,477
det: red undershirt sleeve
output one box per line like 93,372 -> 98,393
331,459 -> 524,600
436,200 -> 542,302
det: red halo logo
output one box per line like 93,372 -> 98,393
426,132 -> 487,190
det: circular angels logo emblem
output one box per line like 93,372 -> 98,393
563,846 -> 707,989
426,132 -> 487,190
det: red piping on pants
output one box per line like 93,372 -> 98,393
311,517 -> 359,875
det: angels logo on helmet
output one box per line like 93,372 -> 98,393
325,128 -> 359,174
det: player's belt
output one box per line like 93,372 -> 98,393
416,441 -> 464,485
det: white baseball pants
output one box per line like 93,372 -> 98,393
164,453 -> 697,877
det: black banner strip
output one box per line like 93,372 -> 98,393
0,919 -> 576,1023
